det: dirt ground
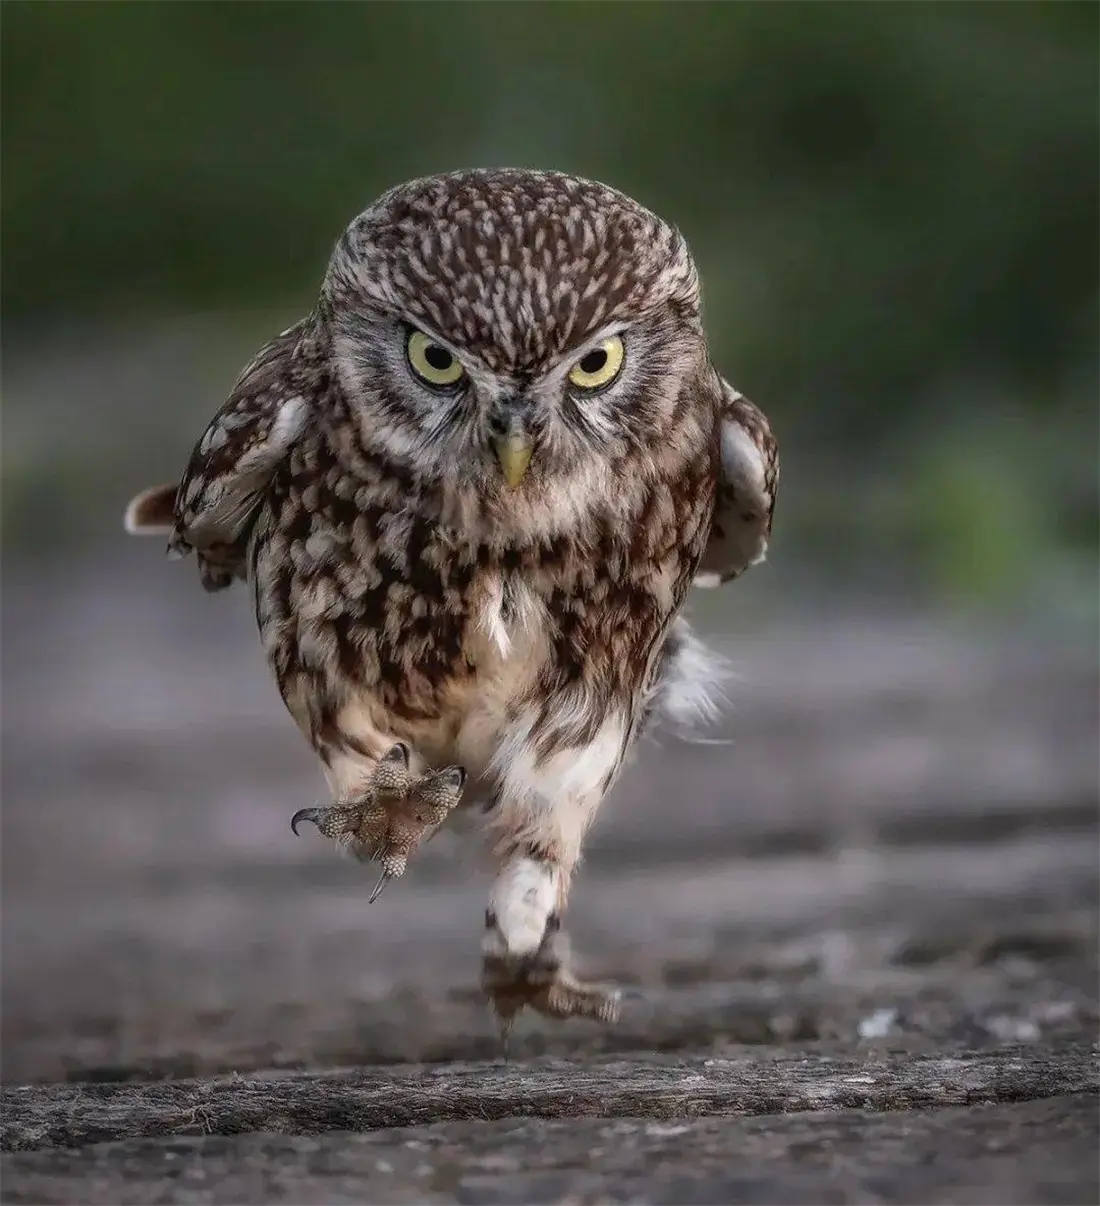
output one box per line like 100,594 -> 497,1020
2,549 -> 1097,1204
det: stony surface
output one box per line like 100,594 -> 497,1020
3,1095 -> 1096,1205
2,553 -> 1097,1202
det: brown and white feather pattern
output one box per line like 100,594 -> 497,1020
247,341 -> 715,851
124,167 -> 780,982
168,319 -> 314,590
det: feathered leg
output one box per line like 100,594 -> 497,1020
482,888 -> 621,1036
479,710 -> 626,1035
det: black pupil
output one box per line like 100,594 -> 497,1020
424,344 -> 452,372
579,348 -> 608,375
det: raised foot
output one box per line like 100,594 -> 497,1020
481,913 -> 621,1036
291,743 -> 465,901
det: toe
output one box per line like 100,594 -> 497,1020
542,978 -> 622,1024
290,804 -> 358,840
371,745 -> 412,796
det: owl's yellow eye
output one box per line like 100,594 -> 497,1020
407,329 -> 465,387
567,336 -> 625,391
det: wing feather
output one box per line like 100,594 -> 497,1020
123,319 -> 312,591
695,377 -> 779,587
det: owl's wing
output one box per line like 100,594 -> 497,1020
123,320 -> 311,591
694,378 -> 779,587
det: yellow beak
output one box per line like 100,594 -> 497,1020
492,433 -> 534,487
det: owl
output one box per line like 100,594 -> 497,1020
124,168 -> 779,1039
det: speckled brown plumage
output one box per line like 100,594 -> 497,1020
124,168 -> 780,1035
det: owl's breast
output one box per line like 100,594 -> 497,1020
254,439 -> 709,782
251,470 -> 544,758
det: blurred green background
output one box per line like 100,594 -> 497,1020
3,0 -> 1097,623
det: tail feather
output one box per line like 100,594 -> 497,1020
123,483 -> 178,536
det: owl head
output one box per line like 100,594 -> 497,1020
318,169 -> 711,526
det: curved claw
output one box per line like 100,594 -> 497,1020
368,870 -> 392,904
381,741 -> 411,769
290,807 -> 325,836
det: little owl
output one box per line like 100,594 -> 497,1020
124,168 -> 779,1038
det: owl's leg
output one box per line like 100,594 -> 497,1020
291,743 -> 466,901
482,886 -> 621,1036
479,713 -> 626,1034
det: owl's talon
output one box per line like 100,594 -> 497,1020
368,869 -> 393,904
290,807 -> 325,836
481,915 -> 621,1029
290,754 -> 465,895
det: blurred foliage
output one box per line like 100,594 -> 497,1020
2,1 -> 1097,615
